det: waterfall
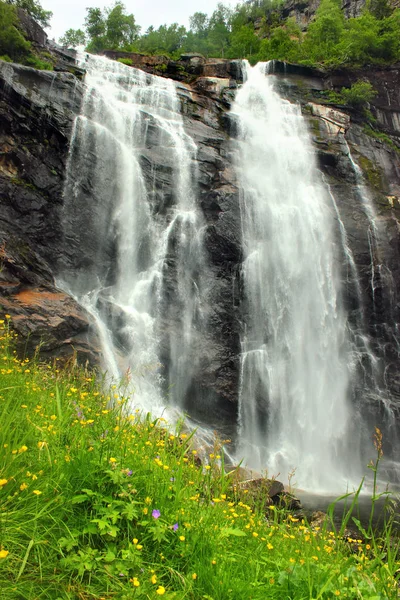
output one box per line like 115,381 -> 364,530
59,52 -> 398,491
232,62 -> 358,491
61,53 -> 208,415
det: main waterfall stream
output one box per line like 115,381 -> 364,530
232,63 -> 357,491
60,54 -> 396,492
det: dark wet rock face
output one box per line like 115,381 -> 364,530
0,51 -> 400,448
0,60 -> 98,363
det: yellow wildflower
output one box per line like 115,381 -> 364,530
151,574 -> 157,584
0,479 -> 7,487
0,550 -> 9,559
156,586 -> 166,595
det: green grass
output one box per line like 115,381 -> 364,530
0,316 -> 399,599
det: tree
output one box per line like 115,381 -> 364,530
6,0 -> 52,27
84,3 -> 140,51
189,12 -> 209,37
207,3 -> 232,57
258,20 -> 301,62
0,1 -> 31,59
340,80 -> 377,107
85,7 -> 106,40
368,0 -> 392,20
59,28 -> 86,48
138,23 -> 186,56
228,24 -> 260,58
302,0 -> 345,65
105,1 -> 140,48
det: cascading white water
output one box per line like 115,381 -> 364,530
232,62 -> 358,491
61,53 -> 208,414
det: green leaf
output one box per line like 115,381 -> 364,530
352,517 -> 370,539
92,518 -> 108,530
122,502 -> 139,521
107,526 -> 119,538
81,488 -> 96,496
104,550 -> 116,562
71,494 -> 89,504
220,527 -> 246,537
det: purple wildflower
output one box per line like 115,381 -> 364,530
127,470 -> 133,476
173,523 -> 179,531
152,509 -> 161,519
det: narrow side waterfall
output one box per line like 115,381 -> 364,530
232,63 -> 357,491
61,53 -> 208,414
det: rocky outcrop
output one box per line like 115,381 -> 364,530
0,60 -> 99,363
100,49 -> 242,83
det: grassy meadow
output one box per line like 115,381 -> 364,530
0,316 -> 399,599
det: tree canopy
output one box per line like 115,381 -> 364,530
6,0 -> 52,27
55,0 -> 400,69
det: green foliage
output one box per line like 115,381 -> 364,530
106,1 -> 140,48
0,1 -> 30,61
227,24 -> 260,59
56,0 -> 400,66
138,23 -> 186,57
340,79 -> 377,107
59,28 -> 86,48
301,0 -> 345,66
6,0 -> 52,27
0,321 -> 400,598
258,19 -> 302,62
82,1 -> 140,53
368,0 -> 392,19
24,53 -> 52,69
117,57 -> 132,66
363,125 -> 400,152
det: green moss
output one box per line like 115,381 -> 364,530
11,177 -> 37,192
24,55 -> 53,70
117,57 -> 133,66
363,125 -> 400,153
154,63 -> 167,72
357,154 -> 384,190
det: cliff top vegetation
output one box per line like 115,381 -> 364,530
1,0 -> 400,72
58,0 -> 400,69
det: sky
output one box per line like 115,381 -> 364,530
40,0 -> 234,42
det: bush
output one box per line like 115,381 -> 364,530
117,57 -> 133,66
24,54 -> 52,69
0,1 -> 31,61
341,80 -> 377,107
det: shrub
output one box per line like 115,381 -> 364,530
341,80 -> 377,107
0,1 -> 31,61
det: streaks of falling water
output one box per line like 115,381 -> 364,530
232,62 -> 360,492
60,53 -> 208,417
341,139 -> 400,482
